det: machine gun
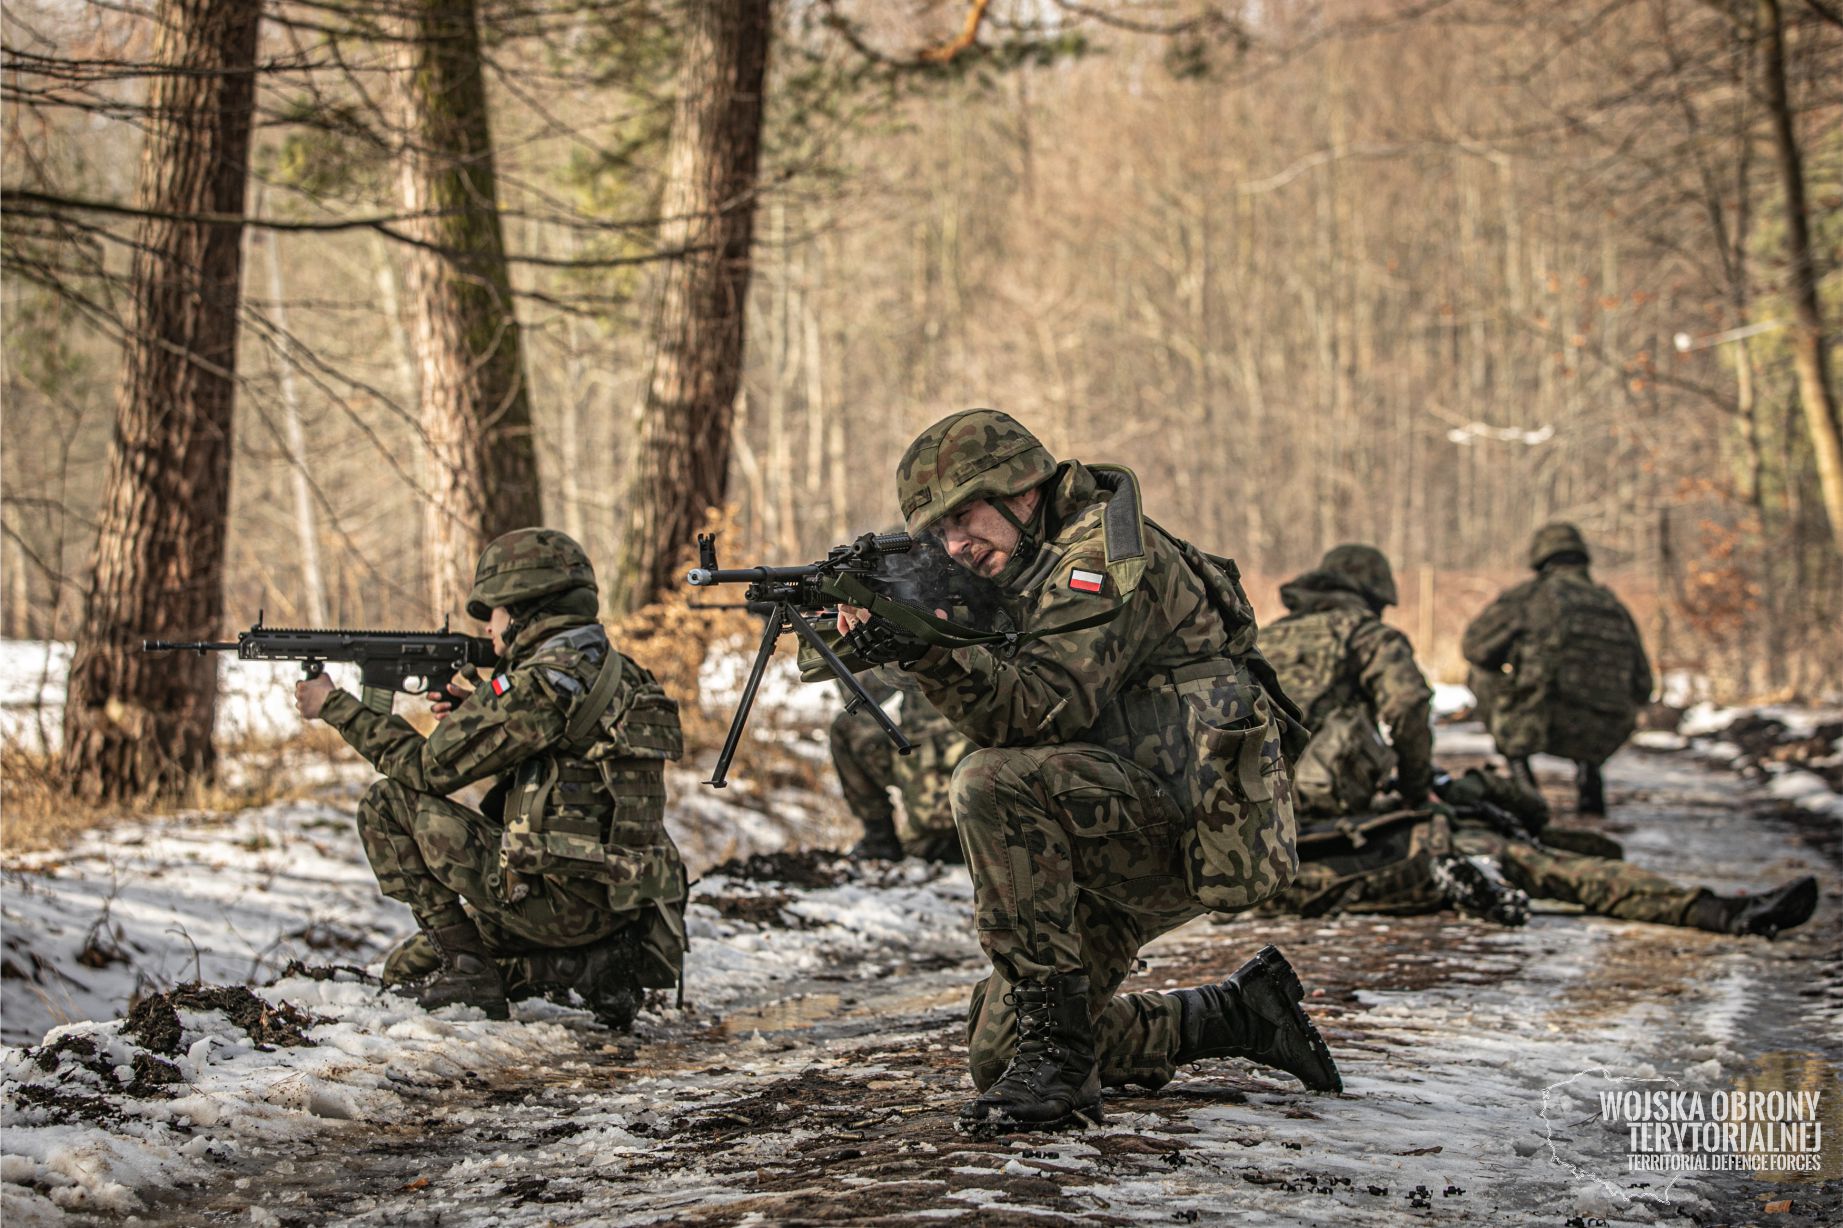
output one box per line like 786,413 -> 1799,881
687,531 -> 917,787
143,613 -> 496,714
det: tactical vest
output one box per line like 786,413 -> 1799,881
499,627 -> 687,933
1056,466 -> 1302,911
1263,608 -> 1393,817
1261,607 -> 1371,733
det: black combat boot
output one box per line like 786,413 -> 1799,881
1576,761 -> 1607,815
848,814 -> 905,861
1172,945 -> 1342,1092
1430,854 -> 1531,927
1683,876 -> 1819,938
959,972 -> 1101,1135
518,935 -> 644,1031
394,919 -> 511,1019
1507,757 -> 1539,798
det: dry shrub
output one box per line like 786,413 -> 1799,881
610,586 -> 755,756
1,728 -> 348,857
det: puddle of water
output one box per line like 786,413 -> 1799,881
717,992 -> 845,1034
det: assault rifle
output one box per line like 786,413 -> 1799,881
143,612 -> 496,714
687,531 -> 916,787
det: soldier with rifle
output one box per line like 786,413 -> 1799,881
821,410 -> 1342,1134
288,529 -> 689,1024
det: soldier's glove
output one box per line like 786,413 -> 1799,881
843,615 -> 929,667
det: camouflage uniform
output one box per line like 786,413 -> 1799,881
829,675 -> 972,862
1269,768 -> 1756,932
322,529 -> 688,1020
1261,545 -> 1434,817
888,411 -> 1321,1111
1463,524 -> 1652,811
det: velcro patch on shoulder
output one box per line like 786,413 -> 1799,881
1069,568 -> 1105,594
544,667 -> 584,695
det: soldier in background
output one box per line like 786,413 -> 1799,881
1260,544 -> 1434,816
836,409 -> 1340,1135
1259,544 -> 1522,924
296,529 -> 688,1026
1250,542 -> 1816,937
1462,523 -> 1652,814
829,674 -> 972,862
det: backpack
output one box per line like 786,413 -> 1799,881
1532,577 -> 1642,719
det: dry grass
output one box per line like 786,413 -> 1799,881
0,728 -> 353,858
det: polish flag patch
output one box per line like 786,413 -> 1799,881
491,675 -> 512,696
1069,569 -> 1105,594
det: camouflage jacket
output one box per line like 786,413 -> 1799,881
906,462 -> 1258,749
322,612 -> 685,909
904,460 -> 1297,910
1263,575 -> 1434,802
1461,563 -> 1652,761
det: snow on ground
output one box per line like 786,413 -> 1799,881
4,685 -> 1839,1224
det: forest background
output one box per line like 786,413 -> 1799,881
3,0 -> 1839,806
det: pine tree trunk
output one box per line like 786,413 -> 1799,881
397,0 -> 543,619
614,0 -> 772,612
1760,0 -> 1843,558
60,0 -> 262,802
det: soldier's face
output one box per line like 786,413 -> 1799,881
938,497 -> 1022,579
488,606 -> 512,655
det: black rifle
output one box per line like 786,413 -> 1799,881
687,531 -> 915,787
143,612 -> 496,714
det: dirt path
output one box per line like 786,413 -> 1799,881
129,740 -> 1841,1227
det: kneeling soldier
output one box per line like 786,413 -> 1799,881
295,529 -> 688,1025
838,410 -> 1340,1134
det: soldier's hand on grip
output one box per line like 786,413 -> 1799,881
844,614 -> 930,667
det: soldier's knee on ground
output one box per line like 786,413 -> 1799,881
965,974 -> 1015,1092
381,931 -> 440,986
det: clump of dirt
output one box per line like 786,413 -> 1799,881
697,890 -> 820,929
125,983 -> 322,1055
26,1033 -> 184,1099
10,1081 -> 126,1126
704,849 -> 850,889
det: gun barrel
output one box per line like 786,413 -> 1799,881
686,564 -> 818,587
142,640 -> 238,653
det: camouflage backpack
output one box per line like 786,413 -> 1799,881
1528,575 -> 1643,721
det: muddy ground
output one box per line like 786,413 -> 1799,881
111,738 -> 1842,1227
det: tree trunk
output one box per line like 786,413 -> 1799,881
614,0 -> 772,612
60,0 -> 262,802
397,0 -> 543,620
1761,0 -> 1843,557
258,220 -> 329,625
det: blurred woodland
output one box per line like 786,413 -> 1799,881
2,0 -> 1840,802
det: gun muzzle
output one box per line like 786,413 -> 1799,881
686,568 -> 716,586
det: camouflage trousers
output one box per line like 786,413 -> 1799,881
952,743 -> 1212,1092
830,708 -> 970,861
1264,814 -> 1454,918
357,779 -> 630,954
1454,827 -> 1699,925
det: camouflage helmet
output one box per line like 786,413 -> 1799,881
1318,543 -> 1398,607
1528,522 -> 1591,570
896,409 -> 1059,535
466,528 -> 597,620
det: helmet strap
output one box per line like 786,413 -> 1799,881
988,492 -> 1043,588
